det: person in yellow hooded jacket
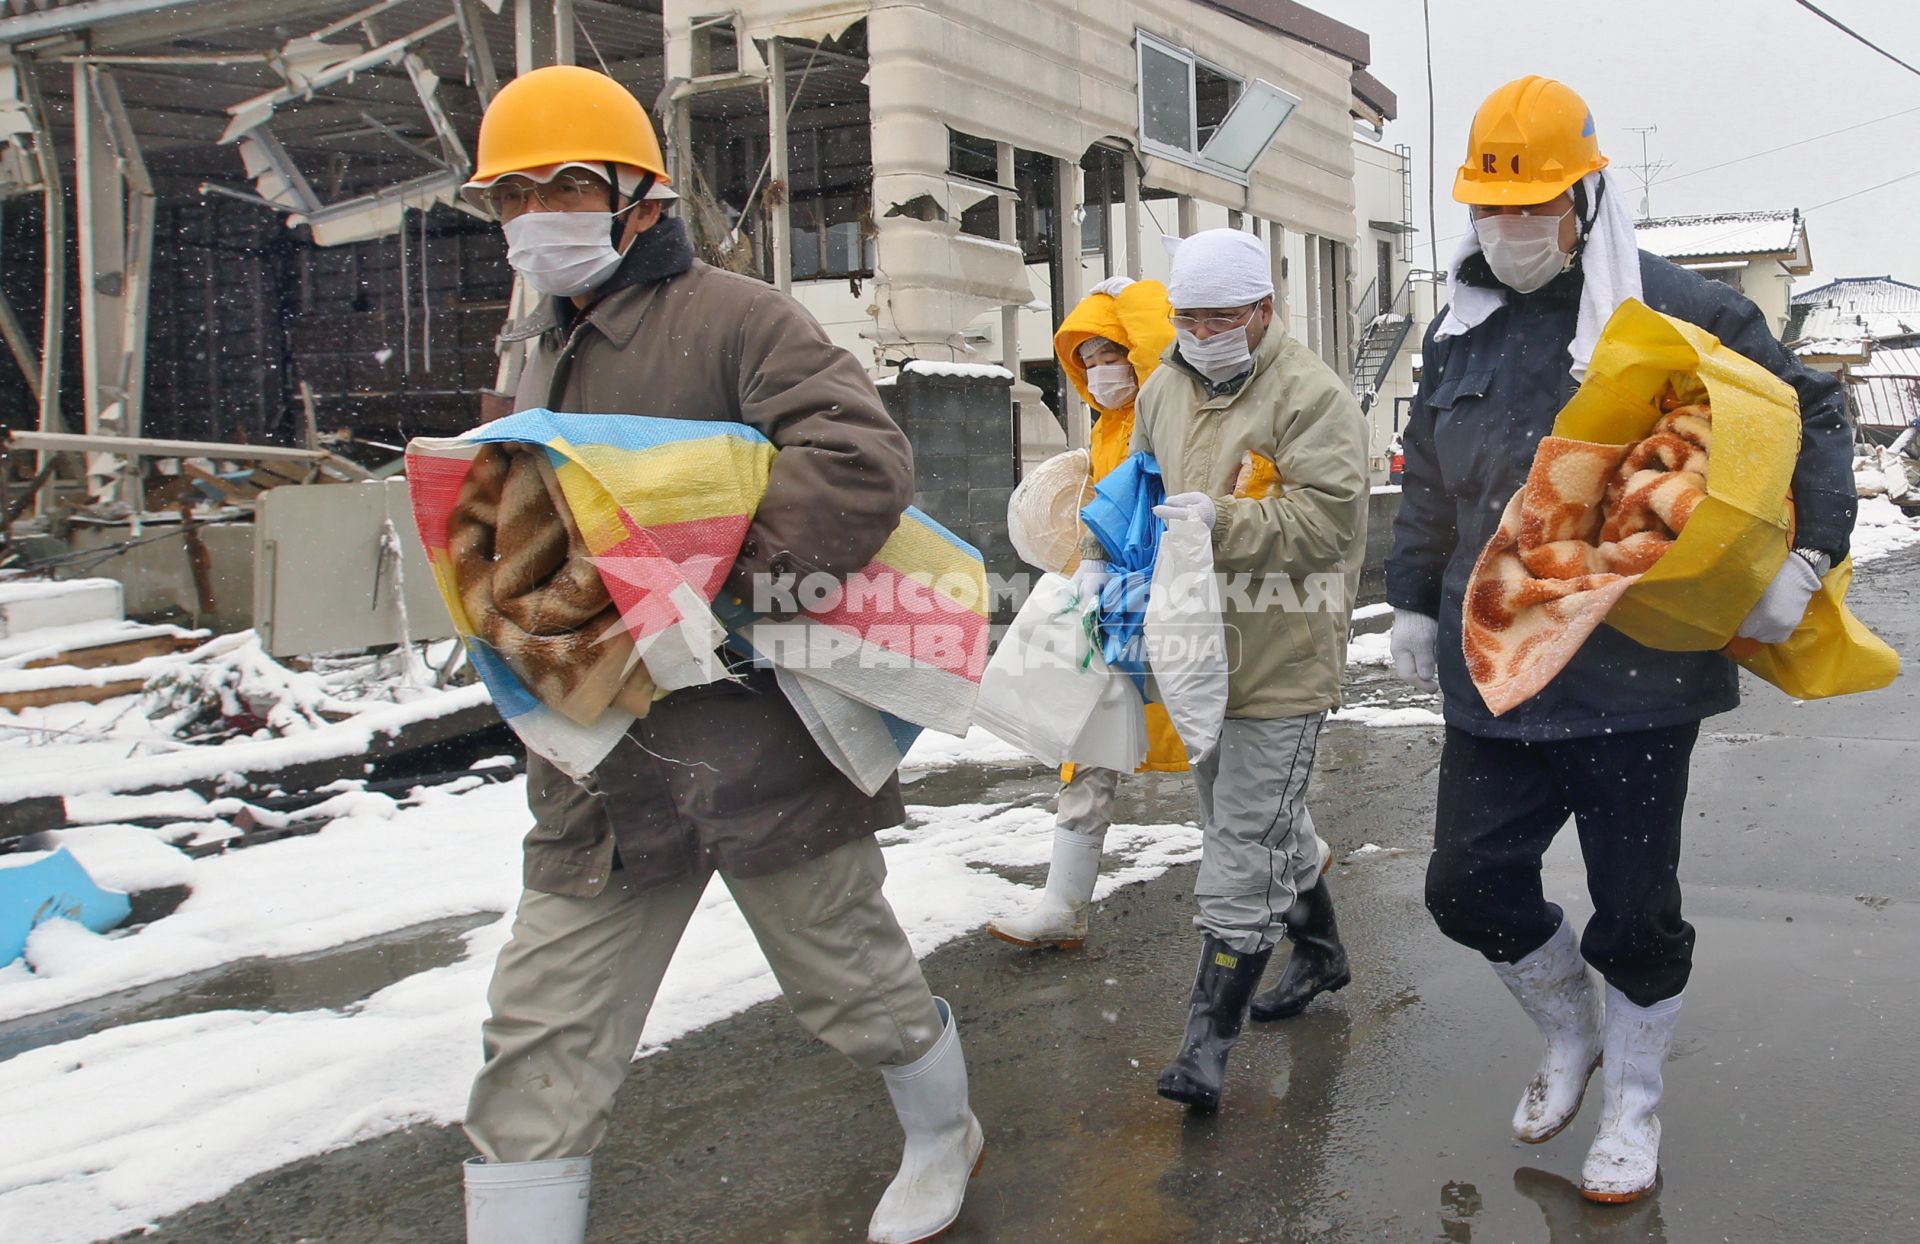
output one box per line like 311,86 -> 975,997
986,276 -> 1189,951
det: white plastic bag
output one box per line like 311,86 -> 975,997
972,573 -> 1108,763
1064,668 -> 1148,770
1145,517 -> 1229,761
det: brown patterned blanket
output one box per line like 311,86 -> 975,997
1464,393 -> 1712,715
446,443 -> 656,726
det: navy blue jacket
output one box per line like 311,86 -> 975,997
1386,252 -> 1856,741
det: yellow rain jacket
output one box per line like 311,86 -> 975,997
1052,280 -> 1187,774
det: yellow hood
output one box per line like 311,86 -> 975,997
1052,280 -> 1176,480
1053,280 -> 1176,409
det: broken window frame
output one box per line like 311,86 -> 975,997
1134,30 -> 1298,182
947,128 -> 1020,246
691,12 -> 744,78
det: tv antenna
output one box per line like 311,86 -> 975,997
1624,125 -> 1672,218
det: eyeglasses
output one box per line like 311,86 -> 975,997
476,173 -> 613,221
1470,199 -> 1570,221
1170,305 -> 1257,334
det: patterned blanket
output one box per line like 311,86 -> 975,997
1464,393 -> 1713,715
407,409 -> 989,789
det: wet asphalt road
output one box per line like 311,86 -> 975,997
110,547 -> 1920,1244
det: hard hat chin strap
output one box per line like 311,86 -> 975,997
606,164 -> 659,251
1569,175 -> 1604,263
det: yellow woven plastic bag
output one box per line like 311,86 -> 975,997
1552,298 -> 1896,700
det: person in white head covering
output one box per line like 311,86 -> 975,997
1385,75 -> 1856,1206
1074,227 -> 1371,1114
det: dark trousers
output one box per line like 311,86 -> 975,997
1424,722 -> 1699,1007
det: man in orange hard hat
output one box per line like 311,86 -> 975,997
454,66 -> 981,1244
1386,76 -> 1854,1203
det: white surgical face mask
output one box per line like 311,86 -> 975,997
1177,325 -> 1254,384
1474,209 -> 1574,294
504,210 -> 627,296
1086,362 -> 1138,410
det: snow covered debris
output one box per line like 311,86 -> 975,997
900,360 -> 1015,380
1849,495 -> 1920,564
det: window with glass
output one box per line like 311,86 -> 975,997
1135,31 -> 1302,181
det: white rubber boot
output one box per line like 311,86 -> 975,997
463,1155 -> 590,1244
986,827 -> 1101,949
1491,915 -> 1604,1143
1581,987 -> 1683,1203
868,997 -> 986,1244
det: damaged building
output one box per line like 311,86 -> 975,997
0,0 -> 1398,630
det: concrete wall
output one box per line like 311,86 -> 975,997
875,370 -> 1022,614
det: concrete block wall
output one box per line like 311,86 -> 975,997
877,370 -> 1021,618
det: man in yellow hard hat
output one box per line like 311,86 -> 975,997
454,66 -> 981,1244
985,275 -> 1190,950
1386,75 -> 1854,1203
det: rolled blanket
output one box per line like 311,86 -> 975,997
1465,397 -> 1713,715
408,409 -> 989,786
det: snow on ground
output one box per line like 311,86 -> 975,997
6,498 -> 1911,1241
1330,704 -> 1446,728
0,773 -> 1199,1244
1346,630 -> 1393,668
897,726 -> 1038,780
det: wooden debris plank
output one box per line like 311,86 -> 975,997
22,633 -> 201,672
0,679 -> 148,712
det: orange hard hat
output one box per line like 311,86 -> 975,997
468,64 -> 670,188
1453,76 -> 1607,206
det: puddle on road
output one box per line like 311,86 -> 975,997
0,911 -> 498,1062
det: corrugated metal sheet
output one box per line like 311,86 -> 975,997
1849,344 -> 1920,429
1634,210 -> 1802,260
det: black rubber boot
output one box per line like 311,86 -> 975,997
1249,877 -> 1351,1022
1156,935 -> 1273,1111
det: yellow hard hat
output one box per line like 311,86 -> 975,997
468,64 -> 670,188
1453,76 -> 1606,206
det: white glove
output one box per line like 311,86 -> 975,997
1070,558 -> 1110,605
1089,275 -> 1137,297
1390,609 -> 1439,693
1736,553 -> 1823,644
1152,491 -> 1218,530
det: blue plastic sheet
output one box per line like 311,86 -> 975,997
1079,451 -> 1165,684
0,847 -> 131,965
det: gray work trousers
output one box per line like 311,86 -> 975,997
465,835 -> 942,1163
1190,712 -> 1328,954
1056,766 -> 1122,842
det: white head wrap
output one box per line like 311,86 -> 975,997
1165,229 -> 1275,309
1435,168 -> 1642,379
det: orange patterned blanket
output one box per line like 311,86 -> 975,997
1464,391 -> 1712,715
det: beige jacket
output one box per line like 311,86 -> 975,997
1119,329 -> 1369,719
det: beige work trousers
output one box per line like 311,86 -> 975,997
465,834 -> 941,1163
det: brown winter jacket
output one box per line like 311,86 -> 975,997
508,219 -> 914,897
